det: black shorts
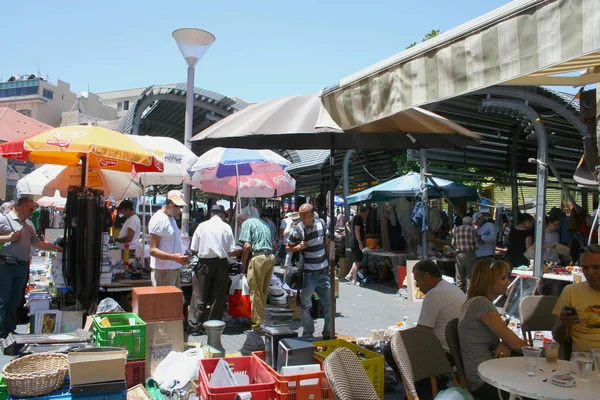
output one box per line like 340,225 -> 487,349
352,246 -> 364,263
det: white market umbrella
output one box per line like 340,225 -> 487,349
17,164 -> 141,200
36,191 -> 67,208
126,135 -> 198,254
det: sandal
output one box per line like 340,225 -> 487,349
344,274 -> 352,281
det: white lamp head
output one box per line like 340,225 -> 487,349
172,28 -> 215,68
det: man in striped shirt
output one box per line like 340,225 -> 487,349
451,215 -> 477,292
287,204 -> 331,340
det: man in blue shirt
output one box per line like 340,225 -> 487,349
287,203 -> 331,340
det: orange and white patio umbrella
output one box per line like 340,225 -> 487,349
0,125 -> 163,173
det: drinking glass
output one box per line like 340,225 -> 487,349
589,348 -> 600,376
545,342 -> 559,364
521,346 -> 542,376
570,351 -> 590,374
575,354 -> 595,381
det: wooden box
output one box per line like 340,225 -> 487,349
132,286 -> 183,322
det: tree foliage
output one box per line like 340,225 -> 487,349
406,29 -> 441,49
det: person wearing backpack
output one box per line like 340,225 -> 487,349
286,203 -> 332,340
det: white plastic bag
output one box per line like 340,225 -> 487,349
152,351 -> 197,390
229,274 -> 251,318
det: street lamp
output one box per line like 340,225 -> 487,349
172,28 -> 215,237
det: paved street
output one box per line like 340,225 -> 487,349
186,279 -> 423,354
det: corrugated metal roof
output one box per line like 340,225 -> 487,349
285,150 -> 330,173
117,84 -> 245,136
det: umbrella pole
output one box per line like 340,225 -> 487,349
329,136 -> 336,337
80,155 -> 88,187
142,183 -> 146,258
234,164 -> 241,239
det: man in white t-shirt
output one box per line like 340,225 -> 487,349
111,200 -> 141,251
413,259 -> 466,350
148,190 -> 189,287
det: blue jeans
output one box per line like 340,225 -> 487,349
0,262 -> 29,336
300,267 -> 331,337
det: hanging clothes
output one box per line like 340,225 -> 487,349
411,201 -> 428,232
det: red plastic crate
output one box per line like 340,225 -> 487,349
199,356 -> 276,400
125,360 -> 145,389
253,351 -> 332,400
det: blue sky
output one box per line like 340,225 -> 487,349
2,0 -> 512,103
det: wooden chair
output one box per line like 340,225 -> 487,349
519,295 -> 559,346
323,346 -> 379,400
445,318 -> 470,391
391,326 -> 458,400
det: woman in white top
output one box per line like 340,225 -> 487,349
543,214 -> 561,264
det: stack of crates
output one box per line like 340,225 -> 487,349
91,313 -> 147,388
198,356 -> 276,400
312,339 -> 384,399
6,377 -> 126,400
253,351 -> 333,400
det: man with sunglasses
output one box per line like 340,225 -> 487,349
148,190 -> 189,287
552,248 -> 600,352
0,197 -> 62,338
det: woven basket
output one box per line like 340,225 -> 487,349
2,353 -> 68,397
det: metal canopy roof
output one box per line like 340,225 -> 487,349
290,85 -> 586,195
117,83 -> 245,154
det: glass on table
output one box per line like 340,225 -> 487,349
521,346 -> 543,376
589,348 -> 600,376
545,341 -> 559,364
574,354 -> 595,381
570,351 -> 591,375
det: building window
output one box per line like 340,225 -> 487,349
123,100 -> 129,111
0,80 -> 39,98
17,109 -> 31,117
117,102 -> 123,111
43,89 -> 53,99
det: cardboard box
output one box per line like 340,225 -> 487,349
68,350 -> 127,386
132,286 -> 183,322
145,320 -> 184,378
288,295 -> 301,320
338,258 -> 350,279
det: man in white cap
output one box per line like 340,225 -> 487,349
148,190 -> 189,287
473,212 -> 496,259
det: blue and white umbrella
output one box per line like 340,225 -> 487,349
190,147 -> 290,177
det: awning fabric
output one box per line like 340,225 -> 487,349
320,0 -> 600,130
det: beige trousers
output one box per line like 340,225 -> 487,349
151,268 -> 181,288
246,254 -> 275,331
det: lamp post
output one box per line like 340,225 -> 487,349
172,28 -> 215,237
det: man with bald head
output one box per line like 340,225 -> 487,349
287,203 -> 332,340
238,211 -> 276,354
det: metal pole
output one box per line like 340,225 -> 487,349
546,158 -> 577,206
182,66 -> 195,237
343,150 -> 355,250
510,128 -> 520,227
420,150 -> 428,259
482,99 -> 547,278
329,136 -> 336,337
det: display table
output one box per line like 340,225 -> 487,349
511,269 -> 573,282
100,280 -> 192,292
478,357 -> 600,400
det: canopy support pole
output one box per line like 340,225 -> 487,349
482,99 -> 548,278
426,175 -> 462,218
329,136 -> 336,337
420,150 -> 428,259
343,150 -> 355,250
510,127 -> 521,227
546,158 -> 577,207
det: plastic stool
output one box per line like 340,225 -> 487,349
203,320 -> 226,354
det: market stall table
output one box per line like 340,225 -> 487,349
478,357 -> 600,400
511,269 -> 574,282
100,281 -> 192,293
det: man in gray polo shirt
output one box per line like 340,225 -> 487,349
0,197 -> 62,338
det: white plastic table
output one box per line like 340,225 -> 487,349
478,357 -> 600,400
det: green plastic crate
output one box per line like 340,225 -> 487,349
0,376 -> 7,400
92,313 -> 146,360
312,339 -> 384,400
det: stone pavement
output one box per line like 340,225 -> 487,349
186,279 -> 423,354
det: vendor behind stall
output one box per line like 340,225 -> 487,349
110,200 -> 141,252
0,197 -> 62,338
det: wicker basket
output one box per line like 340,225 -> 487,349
2,353 -> 68,397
